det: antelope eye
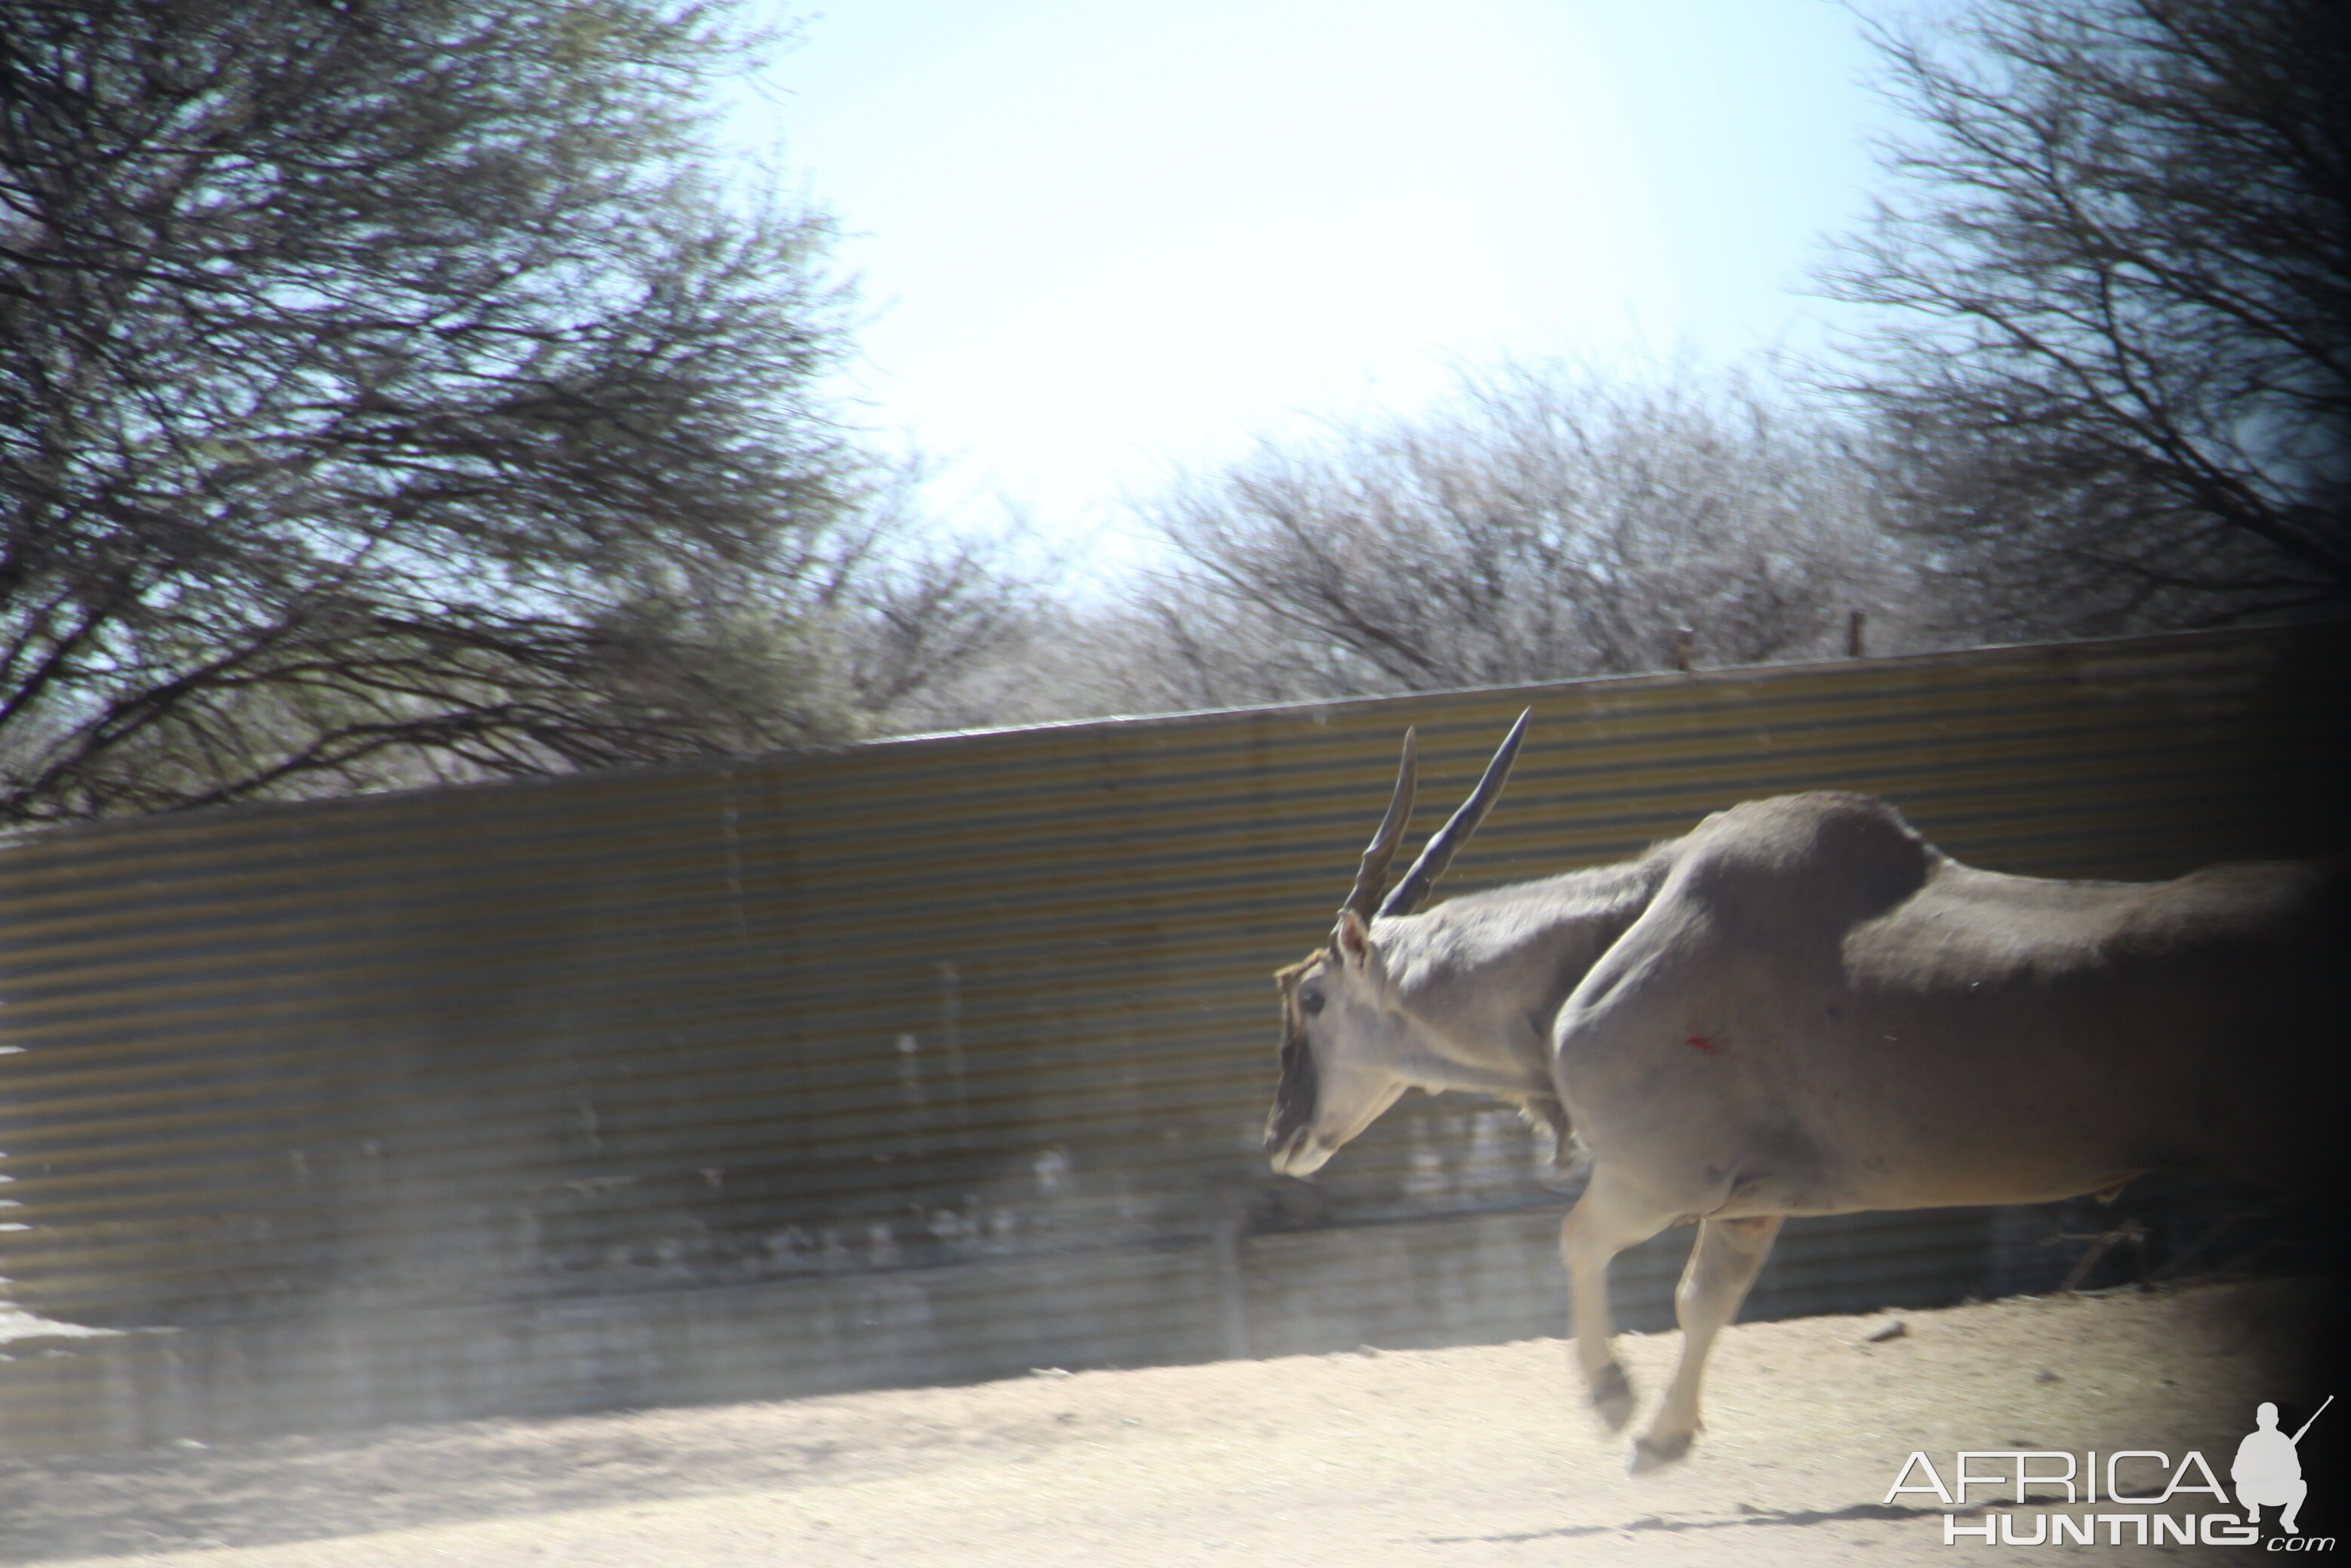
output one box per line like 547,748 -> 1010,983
1299,990 -> 1324,1016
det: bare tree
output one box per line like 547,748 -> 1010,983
0,0 -> 923,824
861,596 -> 1276,734
1822,0 -> 2350,631
812,485 -> 1048,736
1126,364 -> 1929,706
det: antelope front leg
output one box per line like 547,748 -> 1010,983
1558,1166 -> 1674,1433
1630,1213 -> 1782,1472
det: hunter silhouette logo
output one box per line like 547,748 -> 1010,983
2236,1397 -> 2329,1536
1887,1394 -> 2335,1548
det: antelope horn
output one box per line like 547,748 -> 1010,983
1338,727 -> 1417,924
1377,709 -> 1530,920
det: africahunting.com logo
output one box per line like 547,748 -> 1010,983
1887,1397 -> 2334,1550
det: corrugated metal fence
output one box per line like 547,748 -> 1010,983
1,625 -> 2345,1452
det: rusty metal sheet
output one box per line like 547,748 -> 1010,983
2,624 -> 2343,1450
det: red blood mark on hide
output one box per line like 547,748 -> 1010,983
1686,1034 -> 1721,1054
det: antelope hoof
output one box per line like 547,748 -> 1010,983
1628,1431 -> 1693,1473
1589,1360 -> 1635,1431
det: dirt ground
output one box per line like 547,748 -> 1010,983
0,1279 -> 2338,1567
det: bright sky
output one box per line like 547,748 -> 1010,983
732,0 -> 1904,584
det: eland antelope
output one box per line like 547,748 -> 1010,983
1264,712 -> 2343,1470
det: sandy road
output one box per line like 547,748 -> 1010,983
2,1279 -> 2336,1566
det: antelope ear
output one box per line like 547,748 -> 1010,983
1333,909 -> 1373,966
